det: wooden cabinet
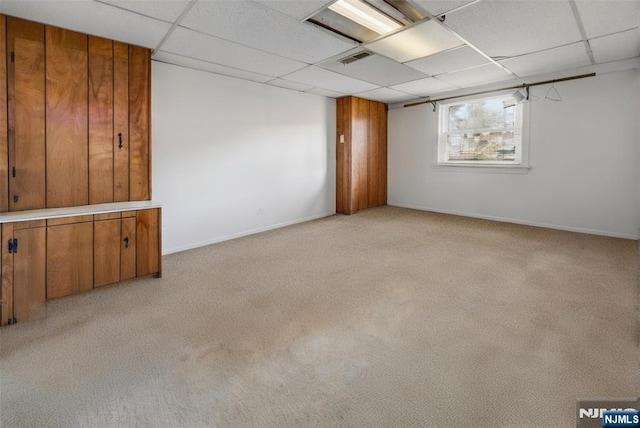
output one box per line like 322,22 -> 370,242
0,207 -> 160,326
336,96 -> 387,215
46,216 -> 93,299
7,17 -> 46,211
94,213 -> 137,287
1,221 -> 46,325
0,15 -> 151,212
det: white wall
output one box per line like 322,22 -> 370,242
152,62 -> 336,254
388,69 -> 640,239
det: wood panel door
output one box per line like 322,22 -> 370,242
0,15 -> 8,212
47,221 -> 93,299
7,17 -> 46,211
136,209 -> 160,277
113,42 -> 130,202
121,216 -> 136,281
46,26 -> 89,208
89,36 -> 114,204
129,46 -> 150,201
0,224 -> 46,325
94,219 -> 121,287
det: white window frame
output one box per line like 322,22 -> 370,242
434,91 -> 531,174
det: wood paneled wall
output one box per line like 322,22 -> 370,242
336,96 -> 387,215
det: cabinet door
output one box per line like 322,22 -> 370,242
14,227 -> 46,322
113,42 -> 129,202
0,15 -> 8,212
47,222 -> 93,299
94,219 -> 120,287
7,17 -> 46,211
136,208 -> 160,277
46,26 -> 88,208
129,46 -> 150,201
121,216 -> 136,281
89,36 -> 114,205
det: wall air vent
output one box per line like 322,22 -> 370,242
339,51 -> 373,65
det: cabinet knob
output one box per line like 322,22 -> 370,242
123,237 -> 129,248
118,132 -> 123,149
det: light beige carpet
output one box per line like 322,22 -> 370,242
0,206 -> 638,427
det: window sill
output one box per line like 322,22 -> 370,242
432,163 -> 532,174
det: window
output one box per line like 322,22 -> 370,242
437,93 -> 527,167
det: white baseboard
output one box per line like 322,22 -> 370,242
388,203 -> 639,240
163,211 -> 336,255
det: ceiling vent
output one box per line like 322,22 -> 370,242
339,51 -> 372,65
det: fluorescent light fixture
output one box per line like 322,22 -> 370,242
328,0 -> 402,35
366,20 -> 463,62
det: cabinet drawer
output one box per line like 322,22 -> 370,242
47,215 -> 93,226
94,212 -> 121,221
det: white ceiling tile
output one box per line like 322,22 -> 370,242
1,0 -> 171,48
153,51 -> 275,83
500,42 -> 591,77
590,28 -> 640,63
162,27 -> 307,76
318,53 -> 429,86
96,0 -> 191,22
405,45 -> 489,75
445,1 -> 583,58
390,77 -> 458,97
366,19 -> 464,63
411,0 -> 479,16
354,87 -> 417,103
437,63 -> 515,88
256,0 -> 333,20
180,0 -> 356,63
574,0 -> 639,39
266,78 -> 315,91
281,66 -> 380,93
304,87 -> 346,98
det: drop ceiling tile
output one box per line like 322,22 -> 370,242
304,87 -> 346,98
575,0 -> 639,39
318,53 -> 429,86
411,0 -> 479,16
405,46 -> 489,76
445,1 -> 582,57
500,42 -> 591,77
354,87 -> 417,103
390,77 -> 458,97
266,78 -> 314,91
1,0 -> 171,48
153,51 -> 275,83
96,0 -> 191,22
180,0 -> 356,63
281,66 -> 380,93
590,28 -> 640,63
437,63 -> 515,88
366,20 -> 464,63
162,27 -> 308,77
256,0 -> 333,20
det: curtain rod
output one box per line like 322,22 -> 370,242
403,72 -> 596,108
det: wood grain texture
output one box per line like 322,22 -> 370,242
113,42 -> 129,202
14,226 -> 46,322
136,208 -> 159,277
335,96 -> 387,215
46,222 -> 93,299
94,219 -> 120,287
7,18 -> 46,211
46,215 -> 93,226
121,216 -> 136,281
1,223 -> 14,325
94,212 -> 121,221
128,46 -> 150,201
89,36 -> 114,205
0,15 -> 8,212
46,26 -> 89,208
335,97 -> 351,215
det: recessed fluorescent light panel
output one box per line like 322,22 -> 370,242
307,0 -> 406,43
328,0 -> 401,34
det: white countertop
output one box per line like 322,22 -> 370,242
0,201 -> 161,223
